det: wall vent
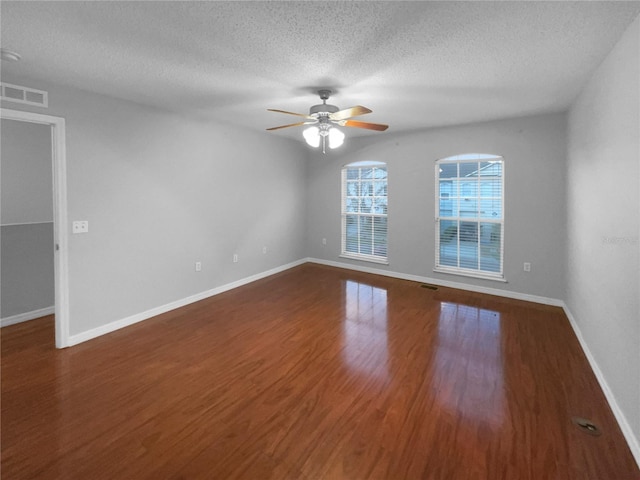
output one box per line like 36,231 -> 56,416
1,82 -> 48,108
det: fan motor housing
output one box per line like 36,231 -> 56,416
310,103 -> 339,116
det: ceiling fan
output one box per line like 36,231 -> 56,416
266,89 -> 389,153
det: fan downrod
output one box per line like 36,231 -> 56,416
310,89 -> 338,115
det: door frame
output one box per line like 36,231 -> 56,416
1,108 -> 70,348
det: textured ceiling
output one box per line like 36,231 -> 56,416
1,1 -> 639,142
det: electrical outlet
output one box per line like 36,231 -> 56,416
72,220 -> 89,234
262,246 -> 267,254
195,262 -> 202,272
322,238 -> 327,245
233,253 -> 238,263
523,262 -> 531,272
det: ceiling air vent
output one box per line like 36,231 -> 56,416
1,82 -> 48,108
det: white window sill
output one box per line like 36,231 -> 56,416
340,254 -> 389,266
434,267 -> 507,283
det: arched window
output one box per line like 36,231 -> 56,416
435,154 -> 504,279
341,161 -> 388,264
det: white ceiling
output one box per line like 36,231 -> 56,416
2,1 -> 639,142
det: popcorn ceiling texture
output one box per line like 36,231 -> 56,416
2,1 -> 639,138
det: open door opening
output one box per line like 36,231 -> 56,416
1,108 -> 69,348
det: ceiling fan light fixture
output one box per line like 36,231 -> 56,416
328,127 -> 345,149
303,126 -> 321,147
268,89 -> 389,153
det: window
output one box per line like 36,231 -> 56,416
435,154 -> 504,280
341,161 -> 388,264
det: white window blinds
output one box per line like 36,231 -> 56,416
341,161 -> 388,264
435,154 -> 504,279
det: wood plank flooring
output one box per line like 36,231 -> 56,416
2,264 -> 638,479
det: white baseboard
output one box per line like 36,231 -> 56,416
306,257 -> 563,307
1,306 -> 55,327
563,303 -> 640,469
67,259 -> 307,347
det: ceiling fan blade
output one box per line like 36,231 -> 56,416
329,105 -> 372,121
341,119 -> 389,131
266,121 -> 310,131
267,108 -> 313,119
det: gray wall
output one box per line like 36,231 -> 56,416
2,79 -> 309,337
1,223 -> 55,317
306,113 -> 567,300
567,16 -> 639,453
1,119 -> 55,318
1,119 -> 53,223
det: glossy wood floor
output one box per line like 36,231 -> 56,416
2,264 -> 638,480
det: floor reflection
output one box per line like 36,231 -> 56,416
434,301 -> 504,426
342,280 -> 389,379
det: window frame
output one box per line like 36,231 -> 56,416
341,161 -> 389,265
434,154 -> 505,281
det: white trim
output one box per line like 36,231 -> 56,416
434,267 -> 507,282
67,259 -> 307,347
1,306 -> 55,327
1,221 -> 54,227
563,303 -> 640,469
339,253 -> 389,265
307,257 -> 562,306
1,108 -> 70,348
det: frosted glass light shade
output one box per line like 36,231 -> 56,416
328,127 -> 345,149
303,126 -> 320,147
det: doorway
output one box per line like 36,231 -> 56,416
1,108 -> 69,348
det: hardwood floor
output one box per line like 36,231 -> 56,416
2,264 -> 638,479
